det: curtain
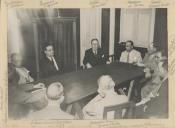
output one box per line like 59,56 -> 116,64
36,18 -> 77,75
8,9 -> 24,62
120,9 -> 155,48
80,9 -> 102,65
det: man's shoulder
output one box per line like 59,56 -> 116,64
121,50 -> 127,54
104,94 -> 128,107
27,109 -> 45,119
40,56 -> 48,62
97,48 -> 104,53
27,109 -> 74,119
117,95 -> 128,101
85,48 -> 92,53
60,111 -> 74,119
132,49 -> 141,55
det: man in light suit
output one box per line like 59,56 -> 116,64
40,44 -> 60,78
120,40 -> 142,64
83,39 -> 108,68
83,75 -> 128,119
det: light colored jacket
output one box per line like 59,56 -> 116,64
27,105 -> 74,119
83,90 -> 128,119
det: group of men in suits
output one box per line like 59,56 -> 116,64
9,39 -> 142,83
40,39 -> 109,79
83,39 -> 142,69
40,39 -> 142,79
9,39 -> 167,119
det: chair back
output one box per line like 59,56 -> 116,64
108,55 -> 115,62
118,80 -> 135,101
103,102 -> 135,119
127,80 -> 135,101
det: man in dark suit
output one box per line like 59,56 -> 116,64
83,39 -> 108,68
40,44 -> 60,78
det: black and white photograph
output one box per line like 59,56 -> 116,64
7,8 -> 168,120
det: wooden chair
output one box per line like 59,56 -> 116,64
103,101 -> 135,119
127,80 -> 135,101
108,54 -> 115,62
118,80 -> 135,101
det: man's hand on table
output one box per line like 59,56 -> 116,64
33,83 -> 46,89
144,68 -> 152,78
86,111 -> 96,116
86,63 -> 92,69
106,61 -> 111,64
135,62 -> 145,67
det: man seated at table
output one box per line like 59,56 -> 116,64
136,60 -> 168,118
140,52 -> 168,101
27,82 -> 74,119
40,43 -> 60,78
8,64 -> 46,119
120,40 -> 142,64
83,38 -> 108,69
10,53 -> 34,85
82,75 -> 128,119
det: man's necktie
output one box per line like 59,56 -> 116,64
51,57 -> 59,71
127,52 -> 130,63
94,51 -> 97,55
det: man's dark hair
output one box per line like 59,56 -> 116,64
43,43 -> 54,51
152,43 -> 158,48
91,38 -> 99,44
126,40 -> 134,46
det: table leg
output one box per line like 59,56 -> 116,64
72,102 -> 84,119
132,78 -> 142,103
65,104 -> 73,114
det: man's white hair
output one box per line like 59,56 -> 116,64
97,75 -> 115,91
46,82 -> 64,100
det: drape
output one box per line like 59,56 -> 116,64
36,18 -> 77,75
80,9 -> 102,65
120,9 -> 155,48
8,9 -> 24,62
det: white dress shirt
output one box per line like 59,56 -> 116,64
120,49 -> 142,64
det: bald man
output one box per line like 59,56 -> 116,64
27,82 -> 74,119
82,75 -> 128,119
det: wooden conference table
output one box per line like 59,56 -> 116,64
36,62 -> 144,105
